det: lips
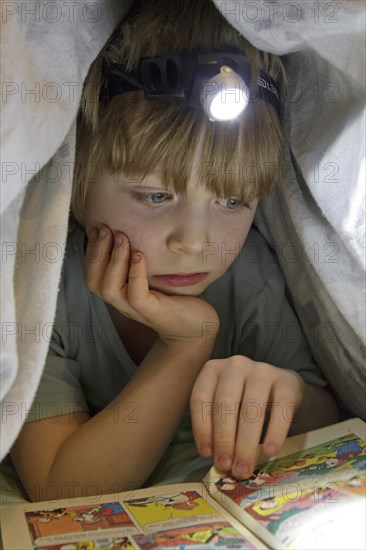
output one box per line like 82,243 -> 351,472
151,272 -> 209,287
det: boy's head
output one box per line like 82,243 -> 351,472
72,0 -> 286,227
84,145 -> 258,297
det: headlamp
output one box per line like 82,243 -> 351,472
100,51 -> 280,121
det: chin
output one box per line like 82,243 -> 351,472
148,283 -> 206,297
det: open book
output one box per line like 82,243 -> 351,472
1,418 -> 365,550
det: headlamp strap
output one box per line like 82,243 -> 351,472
100,52 -> 280,115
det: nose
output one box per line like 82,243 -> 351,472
166,202 -> 211,255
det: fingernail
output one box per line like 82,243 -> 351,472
265,442 -> 278,457
115,233 -> 125,246
131,251 -> 141,263
99,227 -> 107,238
200,445 -> 212,457
232,462 -> 250,477
217,456 -> 232,469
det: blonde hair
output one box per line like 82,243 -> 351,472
72,0 -> 286,226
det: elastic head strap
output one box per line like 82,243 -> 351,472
100,51 -> 280,115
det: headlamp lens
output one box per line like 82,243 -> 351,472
208,89 -> 248,121
201,66 -> 249,121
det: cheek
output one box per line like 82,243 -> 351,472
127,228 -> 156,255
212,215 -> 255,270
85,199 -> 162,263
220,224 -> 251,251
116,221 -> 163,271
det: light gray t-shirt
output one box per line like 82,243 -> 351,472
26,223 -> 326,483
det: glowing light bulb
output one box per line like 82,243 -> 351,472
201,66 -> 249,121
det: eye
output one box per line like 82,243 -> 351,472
216,197 -> 246,210
148,192 -> 171,204
132,191 -> 172,205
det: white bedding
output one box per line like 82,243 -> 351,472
1,0 -> 365,461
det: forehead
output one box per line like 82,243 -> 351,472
87,94 -> 277,202
104,137 -> 217,189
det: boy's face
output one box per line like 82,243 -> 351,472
85,159 -> 257,297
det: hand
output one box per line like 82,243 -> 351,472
84,226 -> 219,346
190,355 -> 305,479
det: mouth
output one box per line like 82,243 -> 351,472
151,273 -> 209,287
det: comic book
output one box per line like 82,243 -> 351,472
1,418 -> 365,550
204,418 -> 366,550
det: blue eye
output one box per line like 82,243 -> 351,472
148,192 -> 170,203
132,191 -> 172,205
217,197 -> 244,210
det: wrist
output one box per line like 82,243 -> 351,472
153,330 -> 218,364
139,334 -> 216,378
159,320 -> 220,350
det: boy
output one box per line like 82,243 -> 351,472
11,0 -> 338,500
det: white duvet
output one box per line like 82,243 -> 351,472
1,0 -> 365,460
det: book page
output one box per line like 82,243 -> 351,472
1,482 -> 267,549
204,418 -> 366,550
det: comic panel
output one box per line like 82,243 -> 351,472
244,485 -> 366,549
132,520 -> 258,549
210,433 -> 366,507
25,502 -> 137,547
123,490 -> 221,532
207,433 -> 366,549
35,536 -> 135,549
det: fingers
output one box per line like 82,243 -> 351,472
191,357 -> 253,473
84,226 -> 157,323
100,232 -> 130,301
85,227 -> 131,302
211,362 -> 247,474
231,368 -> 302,478
127,251 -> 153,312
231,372 -> 271,478
207,358 -> 269,478
190,362 -> 219,458
191,358 -> 304,480
261,371 -> 304,458
84,226 -> 114,293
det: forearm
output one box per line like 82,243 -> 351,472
45,339 -> 213,498
289,382 -> 340,436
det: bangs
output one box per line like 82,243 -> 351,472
71,0 -> 287,227
73,91 -> 284,224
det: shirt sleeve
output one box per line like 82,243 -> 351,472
24,286 -> 89,424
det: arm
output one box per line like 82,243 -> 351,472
190,248 -> 339,479
11,227 -> 219,500
11,337 -> 213,501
